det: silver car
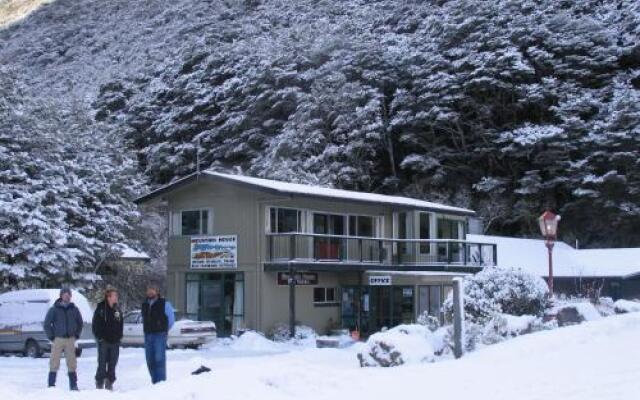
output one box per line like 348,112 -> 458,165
122,310 -> 216,349
0,289 -> 95,357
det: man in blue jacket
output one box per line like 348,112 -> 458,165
44,288 -> 83,390
141,283 -> 175,384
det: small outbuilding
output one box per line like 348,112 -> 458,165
468,234 -> 640,300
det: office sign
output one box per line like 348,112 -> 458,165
369,275 -> 392,286
277,272 -> 319,286
191,235 -> 237,269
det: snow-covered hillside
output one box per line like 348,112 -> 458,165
2,313 -> 639,400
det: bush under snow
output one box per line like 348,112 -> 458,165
613,299 -> 640,314
270,323 -> 317,346
444,267 -> 550,324
358,324 -> 446,367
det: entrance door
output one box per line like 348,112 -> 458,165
200,279 -> 223,329
342,286 -> 415,336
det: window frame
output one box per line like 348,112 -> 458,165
313,287 -> 340,305
267,207 -> 305,233
172,208 -> 213,236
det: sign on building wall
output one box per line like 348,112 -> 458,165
368,275 -> 392,286
190,235 -> 238,269
277,272 -> 319,286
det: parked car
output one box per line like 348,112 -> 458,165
122,310 -> 216,348
0,289 -> 95,357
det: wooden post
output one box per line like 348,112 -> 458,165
288,263 -> 296,339
452,277 -> 465,359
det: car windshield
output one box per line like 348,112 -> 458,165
124,313 -> 140,324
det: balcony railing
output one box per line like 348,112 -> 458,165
265,232 -> 497,269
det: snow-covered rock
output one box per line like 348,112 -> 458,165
358,324 -> 446,367
228,331 -> 282,352
553,302 -> 602,326
613,299 -> 640,314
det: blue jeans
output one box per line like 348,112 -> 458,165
144,333 -> 168,384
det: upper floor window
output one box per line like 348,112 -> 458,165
269,207 -> 303,233
437,217 -> 464,239
181,209 -> 210,235
419,212 -> 431,253
348,215 -> 377,237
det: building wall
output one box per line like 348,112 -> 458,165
162,177 -> 470,334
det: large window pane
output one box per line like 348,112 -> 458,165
419,213 -> 430,253
182,210 -> 200,235
270,208 -> 277,232
429,286 -> 442,315
398,212 -> 408,255
437,218 -> 460,239
314,287 -> 325,303
201,210 -> 209,234
358,216 -> 374,237
186,281 -> 200,318
278,209 -> 300,232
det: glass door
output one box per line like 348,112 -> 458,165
313,213 -> 346,260
437,218 -> 465,262
186,273 -> 245,337
200,278 -> 223,329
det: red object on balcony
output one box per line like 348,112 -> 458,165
315,240 -> 341,259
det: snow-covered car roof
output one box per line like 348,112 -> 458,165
0,289 -> 94,322
135,170 -> 475,216
468,234 -> 640,279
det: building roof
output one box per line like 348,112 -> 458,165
468,234 -> 640,279
135,170 -> 475,216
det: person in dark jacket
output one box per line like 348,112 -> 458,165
92,287 -> 124,390
44,288 -> 83,391
142,283 -> 175,384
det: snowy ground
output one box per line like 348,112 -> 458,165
2,313 -> 640,400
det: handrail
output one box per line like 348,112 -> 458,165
265,231 -> 497,267
265,231 -> 490,246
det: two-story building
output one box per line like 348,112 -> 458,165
136,171 -> 496,337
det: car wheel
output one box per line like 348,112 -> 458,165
24,340 -> 42,358
75,348 -> 83,358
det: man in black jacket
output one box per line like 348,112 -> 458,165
92,287 -> 124,390
142,283 -> 175,384
44,288 -> 83,390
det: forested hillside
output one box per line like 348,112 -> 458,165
1,0 -> 639,286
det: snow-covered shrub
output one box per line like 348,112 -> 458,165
270,323 -> 317,345
613,299 -> 640,314
460,313 -> 546,351
444,267 -> 550,324
594,297 -> 616,317
358,324 -> 446,367
416,311 -> 441,332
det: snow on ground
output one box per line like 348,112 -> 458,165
2,313 -> 640,400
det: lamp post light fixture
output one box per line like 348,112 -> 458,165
538,210 -> 561,296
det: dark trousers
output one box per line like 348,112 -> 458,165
144,333 -> 168,384
95,341 -> 120,383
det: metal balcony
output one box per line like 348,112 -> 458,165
264,233 -> 497,273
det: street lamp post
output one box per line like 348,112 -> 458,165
538,210 -> 561,296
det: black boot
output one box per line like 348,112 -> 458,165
48,372 -> 57,388
105,379 -> 113,391
68,372 -> 79,391
96,379 -> 104,389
